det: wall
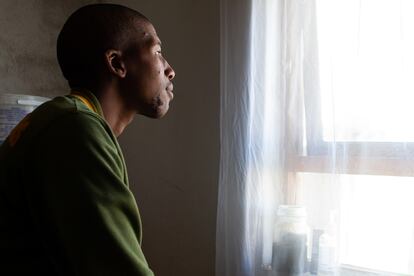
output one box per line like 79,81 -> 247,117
0,0 -> 93,97
0,1 -> 220,275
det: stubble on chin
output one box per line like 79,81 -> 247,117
150,94 -> 169,118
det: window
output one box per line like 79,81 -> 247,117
294,0 -> 414,274
305,0 -> 414,160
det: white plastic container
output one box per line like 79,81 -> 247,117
0,94 -> 49,144
318,211 -> 339,275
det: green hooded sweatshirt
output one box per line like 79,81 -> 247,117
0,90 -> 154,275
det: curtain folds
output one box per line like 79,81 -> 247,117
217,0 -> 414,275
217,1 -> 285,275
216,0 -> 253,275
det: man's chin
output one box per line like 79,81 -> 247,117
139,105 -> 170,119
156,106 -> 170,118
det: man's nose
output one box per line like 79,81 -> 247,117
165,62 -> 175,80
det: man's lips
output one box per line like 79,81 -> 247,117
167,84 -> 174,99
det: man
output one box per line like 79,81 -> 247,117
0,3 -> 174,275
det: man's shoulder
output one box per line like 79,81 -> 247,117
38,96 -> 114,142
35,95 -> 102,123
4,95 -> 113,151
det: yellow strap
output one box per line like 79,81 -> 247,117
71,94 -> 98,114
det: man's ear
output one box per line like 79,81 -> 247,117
105,49 -> 127,78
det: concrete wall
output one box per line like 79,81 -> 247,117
0,1 -> 220,275
0,0 -> 93,96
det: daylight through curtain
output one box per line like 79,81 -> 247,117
217,0 -> 414,275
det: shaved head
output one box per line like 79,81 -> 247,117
57,4 -> 150,89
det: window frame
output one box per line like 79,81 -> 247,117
298,65 -> 414,177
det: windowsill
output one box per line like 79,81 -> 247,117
338,264 -> 411,276
262,265 -> 410,276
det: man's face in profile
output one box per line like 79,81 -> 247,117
121,21 -> 175,119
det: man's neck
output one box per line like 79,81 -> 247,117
95,86 -> 135,137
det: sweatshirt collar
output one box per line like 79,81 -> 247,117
70,88 -> 104,118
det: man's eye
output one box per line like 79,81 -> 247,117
156,50 -> 162,55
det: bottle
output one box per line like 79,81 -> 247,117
318,211 -> 338,275
272,205 -> 310,275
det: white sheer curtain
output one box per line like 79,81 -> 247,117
216,0 -> 414,275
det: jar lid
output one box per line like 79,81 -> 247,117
277,205 -> 307,218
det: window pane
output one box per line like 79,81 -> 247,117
299,172 -> 414,275
316,0 -> 414,142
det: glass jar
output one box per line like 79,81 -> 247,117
272,205 -> 310,275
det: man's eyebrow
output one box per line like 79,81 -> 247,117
142,33 -> 162,47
